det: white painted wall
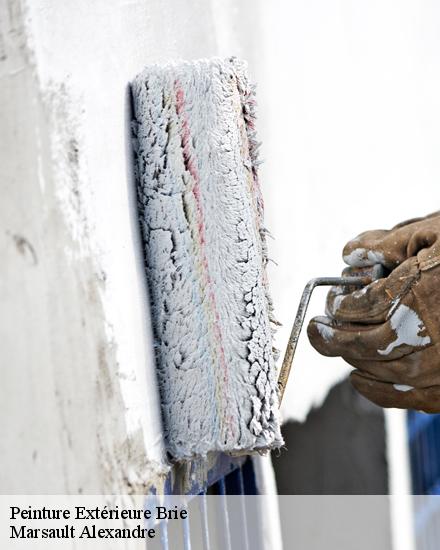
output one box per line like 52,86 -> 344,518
257,1 -> 440,421
255,4 -> 437,546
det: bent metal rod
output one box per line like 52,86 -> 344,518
277,276 -> 372,405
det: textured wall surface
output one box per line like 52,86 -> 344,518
0,0 -> 265,493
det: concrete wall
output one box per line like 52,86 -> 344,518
0,0 -> 265,493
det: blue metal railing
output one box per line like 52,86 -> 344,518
407,411 -> 440,550
151,455 -> 258,549
407,411 -> 440,495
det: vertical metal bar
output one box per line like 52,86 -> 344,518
159,520 -> 169,550
182,513 -> 192,550
433,496 -> 439,550
199,493 -> 211,550
238,467 -> 250,550
434,419 -> 440,494
428,506 -> 431,550
218,478 -> 232,550
426,422 -> 434,493
217,477 -> 226,495
422,424 -> 430,493
429,504 -> 432,550
436,497 -> 440,550
417,420 -> 424,493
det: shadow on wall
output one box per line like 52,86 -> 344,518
273,378 -> 388,495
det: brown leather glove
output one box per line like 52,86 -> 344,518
307,212 -> 440,413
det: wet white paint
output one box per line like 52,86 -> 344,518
330,282 -> 371,315
378,304 -> 431,356
316,321 -> 335,342
393,384 -> 414,392
343,247 -> 385,267
352,285 -> 369,298
330,294 -> 345,314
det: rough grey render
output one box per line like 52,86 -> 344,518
0,1 -> 167,494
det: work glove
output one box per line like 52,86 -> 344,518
307,212 -> 440,413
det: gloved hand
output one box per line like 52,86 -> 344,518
307,212 -> 440,413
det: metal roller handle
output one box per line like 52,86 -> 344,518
277,276 -> 372,406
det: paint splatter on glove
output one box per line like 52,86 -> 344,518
307,212 -> 440,412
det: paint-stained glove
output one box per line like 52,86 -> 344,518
307,212 -> 440,412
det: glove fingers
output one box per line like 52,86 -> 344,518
350,371 -> 440,413
326,259 -> 419,324
343,212 -> 440,270
343,350 -> 431,387
408,229 -> 440,270
343,221 -> 433,269
342,229 -> 392,268
341,264 -> 388,280
326,279 -> 390,323
308,298 -> 432,361
307,316 -> 403,360
325,264 -> 389,321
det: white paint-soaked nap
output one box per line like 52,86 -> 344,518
378,304 -> 431,356
343,248 -> 385,268
393,384 -> 414,392
132,58 -> 283,459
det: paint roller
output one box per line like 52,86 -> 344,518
131,57 -> 283,460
